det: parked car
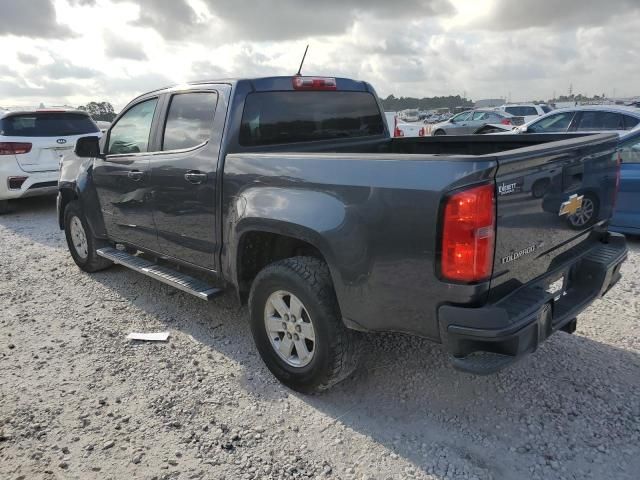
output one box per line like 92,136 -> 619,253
486,106 -> 640,136
495,104 -> 552,123
611,129 -> 640,235
431,109 -> 523,136
398,108 -> 420,122
0,109 -> 100,213
59,76 -> 627,392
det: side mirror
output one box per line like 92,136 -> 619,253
75,136 -> 103,158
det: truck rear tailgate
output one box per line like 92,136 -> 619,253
489,133 -> 620,301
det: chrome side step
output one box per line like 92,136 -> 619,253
96,247 -> 222,301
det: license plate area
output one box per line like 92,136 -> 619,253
545,271 -> 568,301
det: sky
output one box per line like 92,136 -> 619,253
0,0 -> 638,110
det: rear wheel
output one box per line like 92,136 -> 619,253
64,201 -> 112,272
0,200 -> 11,215
248,257 -> 362,393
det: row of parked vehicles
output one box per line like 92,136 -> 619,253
0,76 -> 636,392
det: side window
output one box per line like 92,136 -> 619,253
162,92 -> 218,151
619,137 -> 640,164
623,115 -> 640,131
108,98 -> 158,155
576,112 -> 623,131
529,112 -> 574,133
472,111 -> 488,121
453,112 -> 471,122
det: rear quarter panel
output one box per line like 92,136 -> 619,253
222,153 -> 497,340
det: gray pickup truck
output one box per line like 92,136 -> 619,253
58,76 -> 628,392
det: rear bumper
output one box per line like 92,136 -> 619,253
439,233 -> 628,374
0,160 -> 59,201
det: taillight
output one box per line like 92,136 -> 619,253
394,127 -> 404,137
418,127 -> 426,137
0,142 -> 32,155
500,118 -> 512,126
292,76 -> 337,90
441,183 -> 496,283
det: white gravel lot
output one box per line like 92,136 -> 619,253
1,196 -> 639,480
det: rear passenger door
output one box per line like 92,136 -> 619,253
148,86 -> 228,270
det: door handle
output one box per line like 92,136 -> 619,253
184,171 -> 208,184
127,170 -> 143,181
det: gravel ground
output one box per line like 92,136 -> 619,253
1,196 -> 639,480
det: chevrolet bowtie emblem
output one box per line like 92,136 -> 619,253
559,194 -> 584,216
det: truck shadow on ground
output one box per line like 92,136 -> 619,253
88,241 -> 640,479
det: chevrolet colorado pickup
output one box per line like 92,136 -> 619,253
58,76 -> 628,392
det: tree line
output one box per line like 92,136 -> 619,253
380,94 -> 473,112
76,101 -> 117,121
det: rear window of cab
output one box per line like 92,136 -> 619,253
239,91 -> 385,146
0,112 -> 99,137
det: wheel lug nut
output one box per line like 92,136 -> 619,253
282,322 -> 287,330
293,334 -> 299,341
295,325 -> 301,333
284,314 -> 289,321
290,316 -> 296,322
287,333 -> 292,339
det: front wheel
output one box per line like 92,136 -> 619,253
64,201 -> 113,272
433,129 -> 446,136
248,257 -> 362,393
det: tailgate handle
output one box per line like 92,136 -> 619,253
127,170 -> 144,181
184,171 -> 208,184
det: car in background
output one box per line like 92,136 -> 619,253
431,109 -> 523,136
0,109 -> 100,213
486,106 -> 640,136
495,104 -> 552,123
611,129 -> 640,236
398,109 -> 421,122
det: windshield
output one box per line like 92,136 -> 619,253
0,112 -> 99,137
239,91 -> 385,146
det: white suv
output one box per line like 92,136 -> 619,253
495,104 -> 552,123
0,109 -> 100,213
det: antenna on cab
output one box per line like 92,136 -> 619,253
295,44 -> 309,76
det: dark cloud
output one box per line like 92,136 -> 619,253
0,0 -> 74,39
39,59 -> 98,80
484,0 -> 640,30
17,53 -> 39,64
116,0 -> 454,41
0,79 -> 76,98
104,32 -> 148,60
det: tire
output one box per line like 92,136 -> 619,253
248,257 -> 362,393
567,193 -> 599,230
64,201 -> 113,272
0,200 -> 11,215
433,129 -> 446,136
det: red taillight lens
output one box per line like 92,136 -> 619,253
441,184 -> 496,283
418,127 -> 426,137
292,76 -> 337,90
0,142 -> 32,155
500,118 -> 512,126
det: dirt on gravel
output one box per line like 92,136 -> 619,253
1,196 -> 639,480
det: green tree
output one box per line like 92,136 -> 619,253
77,101 -> 116,121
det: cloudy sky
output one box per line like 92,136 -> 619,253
0,0 -> 638,110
